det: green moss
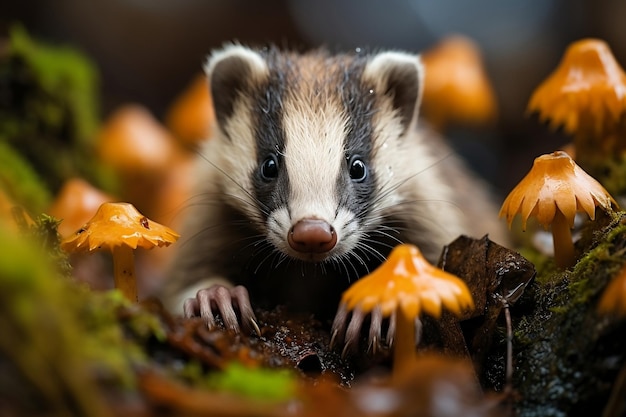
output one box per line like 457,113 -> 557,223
27,213 -> 73,277
74,289 -> 163,387
0,25 -> 115,194
563,213 -> 626,306
206,362 -> 296,402
0,141 -> 51,213
0,222 -> 111,416
175,361 -> 297,403
0,219 -> 169,415
8,25 -> 99,146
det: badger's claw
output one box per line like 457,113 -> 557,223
367,307 -> 385,354
342,306 -> 366,356
183,284 -> 260,335
330,303 -> 348,349
330,304 -> 391,356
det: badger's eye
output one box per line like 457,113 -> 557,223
260,154 -> 279,181
348,155 -> 368,182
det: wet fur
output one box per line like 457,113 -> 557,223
161,45 -> 507,322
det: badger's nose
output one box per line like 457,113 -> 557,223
288,219 -> 337,254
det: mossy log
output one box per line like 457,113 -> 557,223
483,211 -> 626,417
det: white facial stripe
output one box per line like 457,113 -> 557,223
282,91 -> 348,223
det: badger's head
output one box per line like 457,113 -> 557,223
204,45 -> 424,265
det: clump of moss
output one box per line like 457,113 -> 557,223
205,362 -> 296,402
22,212 -> 72,277
0,221 -> 109,416
0,25 -> 114,196
0,218 -> 168,415
0,140 -> 51,214
7,25 -> 99,145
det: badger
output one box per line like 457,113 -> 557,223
161,44 -> 507,342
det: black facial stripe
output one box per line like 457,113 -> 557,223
337,56 -> 377,220
251,49 -> 289,220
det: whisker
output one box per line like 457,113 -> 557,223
274,254 -> 289,268
335,258 -> 353,284
357,239 -> 393,261
360,153 -> 458,222
176,202 -> 266,244
253,246 -> 283,274
238,234 -> 273,254
200,191 -> 270,221
333,254 -> 362,284
193,149 -> 272,217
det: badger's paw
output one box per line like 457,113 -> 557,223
183,284 -> 260,335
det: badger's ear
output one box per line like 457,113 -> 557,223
363,52 -> 423,132
204,45 -> 269,128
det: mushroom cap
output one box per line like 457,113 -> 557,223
528,38 -> 626,136
165,74 -> 215,147
421,35 -> 498,128
150,152 -> 195,228
96,105 -> 180,175
598,264 -> 626,316
47,178 -> 114,238
341,244 -> 474,320
500,151 -> 617,230
61,202 -> 179,254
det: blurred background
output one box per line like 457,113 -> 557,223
1,0 -> 625,192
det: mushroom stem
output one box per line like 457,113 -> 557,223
551,210 -> 576,269
393,310 -> 417,380
112,245 -> 138,302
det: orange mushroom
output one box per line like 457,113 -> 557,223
528,39 -> 626,172
421,35 -> 498,130
149,151 -> 196,230
598,264 -> 626,316
142,151 -> 196,282
47,178 -> 114,238
97,105 -> 180,174
96,104 -> 187,219
165,74 -> 215,148
61,202 -> 179,302
336,244 -> 473,379
500,151 -> 617,269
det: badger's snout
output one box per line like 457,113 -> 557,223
288,219 -> 337,254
